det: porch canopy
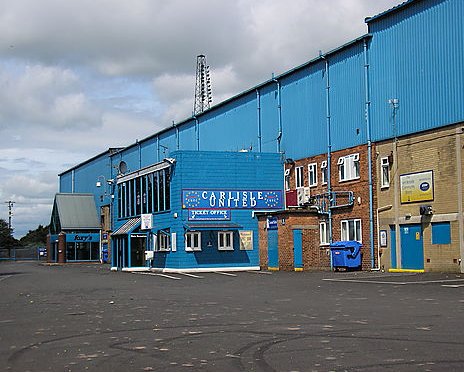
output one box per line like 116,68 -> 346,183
112,218 -> 141,236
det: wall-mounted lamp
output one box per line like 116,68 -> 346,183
163,157 -> 176,165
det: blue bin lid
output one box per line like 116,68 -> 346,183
330,240 -> 362,255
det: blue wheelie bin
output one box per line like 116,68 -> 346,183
330,241 -> 362,271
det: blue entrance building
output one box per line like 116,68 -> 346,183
109,151 -> 284,271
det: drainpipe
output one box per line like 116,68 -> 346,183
174,121 -> 180,150
364,38 -> 375,269
156,136 -> 160,163
321,54 -> 333,269
71,169 -> 75,193
194,116 -> 200,150
256,89 -> 262,152
272,76 -> 283,153
137,139 -> 142,169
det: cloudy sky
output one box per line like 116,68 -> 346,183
0,0 -> 401,238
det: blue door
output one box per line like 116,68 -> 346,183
268,229 -> 279,269
293,229 -> 303,270
400,224 -> 424,270
390,226 -> 397,269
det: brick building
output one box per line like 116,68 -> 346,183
376,124 -> 463,272
258,144 -> 376,271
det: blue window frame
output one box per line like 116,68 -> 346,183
431,222 -> 451,245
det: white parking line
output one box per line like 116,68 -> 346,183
215,272 -> 237,277
134,272 -> 181,280
0,275 -> 13,282
247,271 -> 272,275
177,272 -> 204,279
442,284 -> 464,288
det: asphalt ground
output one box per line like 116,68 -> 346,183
1,262 -> 464,372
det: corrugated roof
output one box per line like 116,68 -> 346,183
54,193 -> 100,230
112,218 -> 141,236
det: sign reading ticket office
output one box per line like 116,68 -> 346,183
182,189 -> 283,210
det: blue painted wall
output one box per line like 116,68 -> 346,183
59,151 -> 114,211
112,151 -> 284,270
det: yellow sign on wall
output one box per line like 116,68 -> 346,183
400,170 -> 434,203
239,230 -> 253,250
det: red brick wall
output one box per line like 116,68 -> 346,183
267,143 -> 378,270
258,212 -> 331,271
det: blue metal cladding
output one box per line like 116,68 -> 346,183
178,121 -> 197,151
65,152 -> 113,211
259,84 -> 280,153
198,93 -> 260,152
368,0 -> 464,141
158,130 -> 177,161
149,151 -> 284,270
59,172 -> 73,193
280,61 -> 327,159
139,137 -> 158,168
329,42 -> 368,150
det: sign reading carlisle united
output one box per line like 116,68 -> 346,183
182,189 -> 283,209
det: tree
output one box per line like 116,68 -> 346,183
19,224 -> 49,246
0,218 -> 19,250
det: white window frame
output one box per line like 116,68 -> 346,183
295,166 -> 304,188
185,231 -> 201,252
284,169 -> 291,191
380,157 -> 390,188
341,219 -> 362,243
218,231 -> 234,251
338,153 -> 360,182
319,221 -> 329,245
321,160 -> 328,185
157,231 -> 171,251
308,163 -> 318,187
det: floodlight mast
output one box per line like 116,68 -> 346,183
4,200 -> 15,231
193,54 -> 212,115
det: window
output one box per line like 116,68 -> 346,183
431,222 -> 451,245
218,231 -> 234,251
156,230 -> 170,251
284,169 -> 290,191
308,163 -> 317,187
380,157 -> 390,188
295,166 -> 304,188
185,232 -> 201,251
321,161 -> 328,185
338,153 -> 360,182
117,167 -> 171,218
341,219 -> 362,242
320,221 -> 329,245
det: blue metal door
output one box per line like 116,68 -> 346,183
293,229 -> 303,270
390,226 -> 397,269
400,224 -> 424,270
268,229 -> 279,269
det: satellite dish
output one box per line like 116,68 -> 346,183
118,161 -> 127,174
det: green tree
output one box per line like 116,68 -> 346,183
0,218 -> 19,250
19,224 -> 49,246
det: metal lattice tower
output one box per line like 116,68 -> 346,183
193,54 -> 212,115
